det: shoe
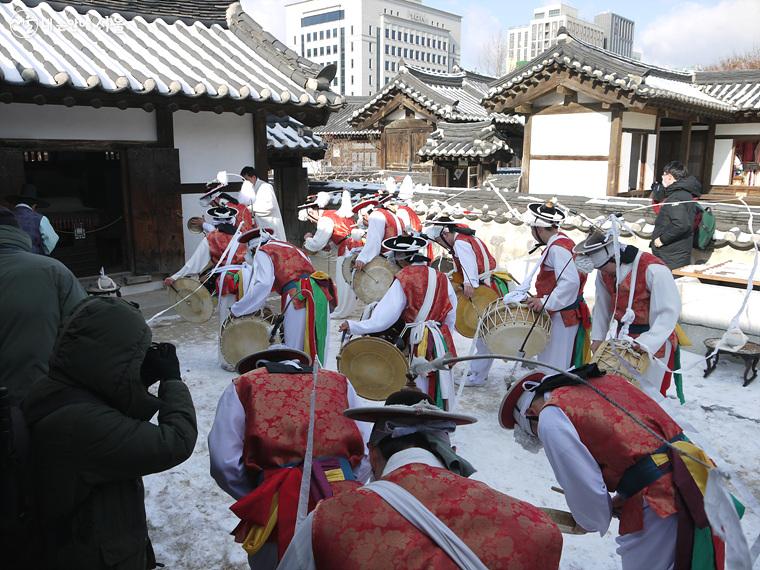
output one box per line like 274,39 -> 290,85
220,362 -> 236,372
454,374 -> 486,387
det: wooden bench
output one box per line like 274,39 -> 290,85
703,338 -> 760,387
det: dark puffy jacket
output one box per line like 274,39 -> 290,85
651,175 -> 702,269
23,298 -> 197,570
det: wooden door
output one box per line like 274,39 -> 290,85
688,131 -> 707,183
0,148 -> 25,203
124,148 -> 183,274
384,129 -> 412,170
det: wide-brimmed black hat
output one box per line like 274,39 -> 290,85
236,346 -> 312,374
6,184 -> 50,209
344,387 -> 476,425
382,235 -> 428,254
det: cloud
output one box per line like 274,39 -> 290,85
639,0 -> 760,68
458,4 -> 505,72
240,0 -> 288,41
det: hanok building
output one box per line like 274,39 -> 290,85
0,0 -> 338,277
320,61 -> 522,184
313,95 -> 380,176
418,119 -> 521,187
483,28 -> 760,201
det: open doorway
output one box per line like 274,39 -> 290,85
23,150 -> 128,277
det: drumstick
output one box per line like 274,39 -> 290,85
551,486 -> 565,495
359,268 -> 381,284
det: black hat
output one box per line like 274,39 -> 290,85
236,346 -> 312,374
6,184 -> 50,209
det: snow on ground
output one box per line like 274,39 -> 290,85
137,290 -> 760,570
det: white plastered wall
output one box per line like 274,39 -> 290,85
711,139 -> 734,186
715,124 -> 760,136
173,111 -> 254,184
530,111 -> 611,197
0,103 -> 156,141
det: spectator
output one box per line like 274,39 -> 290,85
23,297 -> 198,569
7,184 -> 59,255
0,207 -> 86,405
651,161 -> 702,270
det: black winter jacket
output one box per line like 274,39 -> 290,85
23,298 -> 197,570
651,175 -> 702,269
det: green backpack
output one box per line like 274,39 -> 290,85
693,203 -> 716,250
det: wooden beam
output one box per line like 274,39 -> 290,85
679,119 -> 692,164
0,92 -> 12,104
520,114 -> 532,193
652,111 -> 663,182
533,154 -> 608,161
514,104 -> 532,114
62,96 -> 76,107
253,110 -> 270,179
607,109 -> 623,196
33,94 -> 45,105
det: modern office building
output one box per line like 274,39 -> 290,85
507,3 -> 633,72
285,0 -> 462,96
594,12 -> 635,59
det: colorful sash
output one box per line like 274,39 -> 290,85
283,272 -> 334,364
571,299 -> 592,368
231,457 -> 355,559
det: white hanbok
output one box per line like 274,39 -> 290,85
355,210 -> 402,265
303,215 -> 356,319
590,258 -> 680,398
240,179 -> 286,241
538,404 -> 677,569
346,265 -> 458,404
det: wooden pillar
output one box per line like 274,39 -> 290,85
156,108 -> 174,147
520,114 -> 532,193
276,164 -> 310,243
702,122 -> 716,192
606,109 -> 623,196
653,111 -> 663,182
679,119 -> 692,165
253,110 -> 270,180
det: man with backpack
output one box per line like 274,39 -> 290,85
651,161 -> 703,270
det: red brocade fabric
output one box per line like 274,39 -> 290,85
395,265 -> 452,325
311,463 -> 563,569
230,203 -> 254,230
377,208 -> 406,244
322,210 -> 359,256
599,252 -> 676,357
233,368 -> 364,474
453,233 -> 496,277
546,375 -> 683,533
260,241 -> 315,294
534,233 -> 587,326
207,230 -> 246,266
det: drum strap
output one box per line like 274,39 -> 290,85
616,250 -> 643,340
406,268 -> 438,347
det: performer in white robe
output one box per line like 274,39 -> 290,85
514,203 -> 587,373
339,236 -> 458,409
165,206 -> 246,369
230,230 -> 305,352
574,232 -> 682,399
300,190 -> 358,319
353,200 -> 405,270
240,166 -> 286,241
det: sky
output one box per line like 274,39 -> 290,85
242,0 -> 760,72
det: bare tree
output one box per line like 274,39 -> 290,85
477,29 -> 509,77
706,46 -> 760,70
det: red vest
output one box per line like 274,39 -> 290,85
207,230 -> 246,266
311,463 -> 563,569
260,241 -> 315,295
395,265 -> 452,326
546,374 -> 682,534
322,210 -> 359,257
600,251 -> 665,327
535,233 -> 587,326
230,203 -> 254,230
376,208 -> 405,248
396,205 -> 421,231
233,368 -> 365,473
599,252 -> 675,356
453,233 -> 496,278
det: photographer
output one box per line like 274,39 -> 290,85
22,297 -> 197,569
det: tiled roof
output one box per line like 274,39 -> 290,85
0,0 -> 341,107
483,29 -> 737,117
418,120 -> 515,160
694,70 -> 760,113
351,61 -> 519,126
267,114 -> 325,157
314,96 -> 380,137
21,0 -> 229,25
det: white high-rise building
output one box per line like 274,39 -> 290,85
507,3 -> 633,73
284,0 -> 461,96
